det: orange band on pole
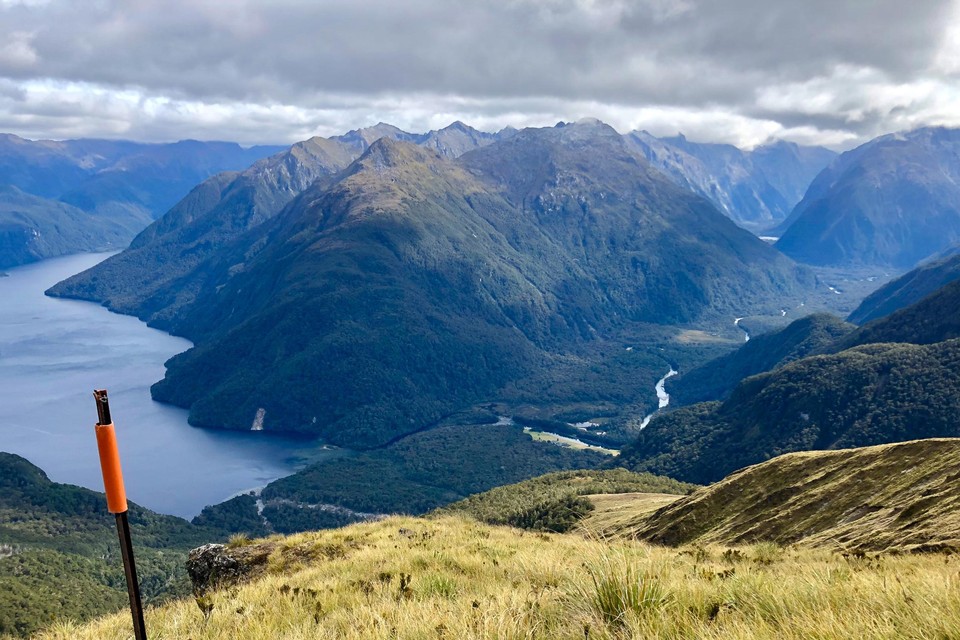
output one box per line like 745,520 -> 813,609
95,422 -> 128,514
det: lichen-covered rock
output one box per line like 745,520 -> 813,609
186,542 -> 273,595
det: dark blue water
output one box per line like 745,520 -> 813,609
0,253 -> 335,518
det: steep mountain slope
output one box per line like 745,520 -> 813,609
99,121 -> 811,447
456,120 -> 811,326
618,339 -> 960,484
0,453 -> 225,637
775,127 -> 960,268
628,439 -> 960,552
848,251 -> 960,324
46,124 -> 500,325
147,139 -> 548,444
667,313 -> 854,405
623,132 -> 835,231
0,135 -> 283,268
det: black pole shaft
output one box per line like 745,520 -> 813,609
115,511 -> 147,640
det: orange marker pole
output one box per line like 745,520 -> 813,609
93,389 -> 147,640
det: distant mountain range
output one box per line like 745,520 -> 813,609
625,132 -> 836,232
0,135 -> 284,268
50,119 -> 811,448
1,121 -> 843,274
775,127 -> 960,268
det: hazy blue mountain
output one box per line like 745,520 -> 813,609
776,127 -> 960,268
48,135 -> 359,325
417,121 -> 498,158
55,120 -> 811,448
848,250 -> 960,324
0,185 -> 133,267
0,134 -> 283,268
623,131 -> 835,232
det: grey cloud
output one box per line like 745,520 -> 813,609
0,0 -> 956,146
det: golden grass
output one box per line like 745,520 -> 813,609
582,492 -> 683,537
632,439 -> 960,552
35,515 -> 960,640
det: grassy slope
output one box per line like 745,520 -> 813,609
619,439 -> 960,552
35,515 -> 960,640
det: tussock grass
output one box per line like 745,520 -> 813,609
35,516 -> 960,639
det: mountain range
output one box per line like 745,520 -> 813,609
50,120 -> 811,449
624,132 -> 836,232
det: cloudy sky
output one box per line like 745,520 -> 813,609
1,0 -> 959,148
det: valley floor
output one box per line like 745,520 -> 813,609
35,515 -> 960,640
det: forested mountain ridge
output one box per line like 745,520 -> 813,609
667,313 -> 854,405
848,250 -> 960,324
618,339 -> 960,484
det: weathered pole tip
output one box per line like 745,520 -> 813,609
93,388 -> 111,425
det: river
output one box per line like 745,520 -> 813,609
0,253 -> 337,519
639,366 -> 679,430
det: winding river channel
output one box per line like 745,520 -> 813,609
639,366 -> 679,430
0,253 -> 337,518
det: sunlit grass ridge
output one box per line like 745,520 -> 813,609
34,515 -> 960,640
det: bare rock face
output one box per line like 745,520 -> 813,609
186,542 -> 273,595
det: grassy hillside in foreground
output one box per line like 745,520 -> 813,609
0,453 -> 227,638
34,515 -> 960,640
434,469 -> 697,532
622,439 -> 960,552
